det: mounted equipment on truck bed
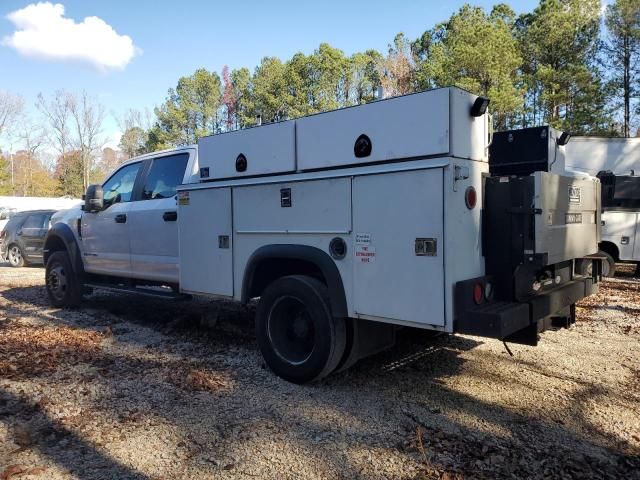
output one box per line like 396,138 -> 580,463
456,127 -> 601,345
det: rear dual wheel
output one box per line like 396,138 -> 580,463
256,275 -> 346,384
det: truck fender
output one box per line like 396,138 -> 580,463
43,223 -> 85,277
241,244 -> 348,318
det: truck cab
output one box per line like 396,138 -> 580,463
46,145 -> 198,287
597,171 -> 640,275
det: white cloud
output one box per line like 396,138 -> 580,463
2,2 -> 139,71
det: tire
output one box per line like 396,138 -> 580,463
7,244 -> 25,268
599,251 -> 616,278
255,275 -> 346,384
575,258 -> 593,277
45,251 -> 83,307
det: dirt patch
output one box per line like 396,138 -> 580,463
0,264 -> 639,479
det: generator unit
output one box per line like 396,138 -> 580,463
455,127 -> 601,345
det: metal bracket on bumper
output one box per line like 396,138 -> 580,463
454,276 -> 598,346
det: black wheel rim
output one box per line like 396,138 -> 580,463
8,246 -> 22,266
47,264 -> 68,301
267,296 -> 315,365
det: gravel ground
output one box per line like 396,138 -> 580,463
0,262 -> 639,479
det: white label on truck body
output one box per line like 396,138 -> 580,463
569,186 -> 582,204
355,233 -> 371,245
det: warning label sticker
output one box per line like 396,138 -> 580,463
355,233 -> 371,245
355,245 -> 376,263
178,191 -> 190,206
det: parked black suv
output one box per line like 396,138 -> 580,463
0,210 -> 56,267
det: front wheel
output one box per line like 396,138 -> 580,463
255,275 -> 346,384
7,244 -> 25,267
45,251 -> 82,307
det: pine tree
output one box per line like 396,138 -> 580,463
414,5 -> 522,129
516,0 -> 612,133
605,0 -> 640,137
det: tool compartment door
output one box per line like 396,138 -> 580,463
352,169 -> 445,325
178,187 -> 233,296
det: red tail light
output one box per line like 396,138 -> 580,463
465,186 -> 477,210
473,282 -> 484,304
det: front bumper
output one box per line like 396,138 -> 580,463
454,275 -> 599,346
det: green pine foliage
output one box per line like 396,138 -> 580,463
414,4 -> 523,129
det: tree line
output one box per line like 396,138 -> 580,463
1,0 -> 639,198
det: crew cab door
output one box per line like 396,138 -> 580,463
82,161 -> 142,276
128,152 -> 190,283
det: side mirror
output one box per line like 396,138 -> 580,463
84,184 -> 104,212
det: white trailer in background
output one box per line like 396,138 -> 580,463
565,136 -> 640,175
563,137 -> 640,275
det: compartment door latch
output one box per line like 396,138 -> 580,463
415,238 -> 437,256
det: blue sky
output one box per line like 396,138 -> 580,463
1,0 -> 540,148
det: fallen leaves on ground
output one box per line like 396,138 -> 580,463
0,321 -> 104,379
0,465 -> 46,480
167,364 -> 233,393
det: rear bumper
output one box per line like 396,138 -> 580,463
454,275 -> 598,345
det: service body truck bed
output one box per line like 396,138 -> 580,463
175,88 -> 600,379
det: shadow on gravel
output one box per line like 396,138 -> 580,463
1,284 -> 639,479
0,389 -> 150,480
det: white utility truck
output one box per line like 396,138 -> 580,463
559,136 -> 640,275
591,171 -> 640,276
44,87 -> 602,383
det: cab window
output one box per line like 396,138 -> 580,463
141,153 -> 189,200
102,162 -> 142,206
22,213 -> 47,229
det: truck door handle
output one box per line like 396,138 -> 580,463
163,211 -> 177,222
114,214 -> 127,224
